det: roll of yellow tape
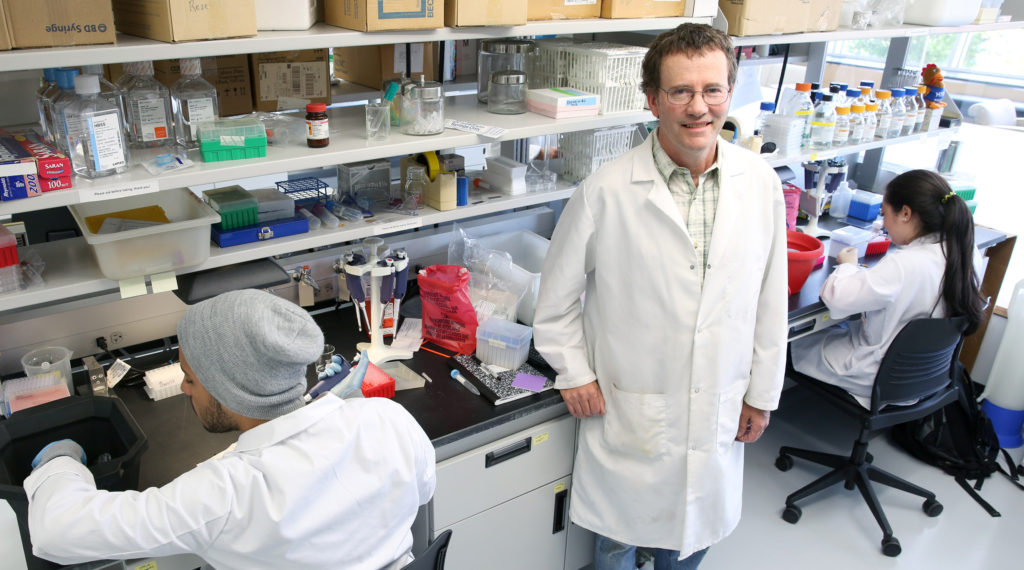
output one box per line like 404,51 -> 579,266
415,151 -> 441,182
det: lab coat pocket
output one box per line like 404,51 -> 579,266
716,383 -> 747,454
601,383 -> 669,459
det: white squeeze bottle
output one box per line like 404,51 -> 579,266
63,74 -> 130,179
172,58 -> 219,149
126,61 -> 175,149
829,180 -> 852,219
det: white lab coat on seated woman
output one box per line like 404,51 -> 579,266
791,234 -> 982,408
533,136 -> 788,558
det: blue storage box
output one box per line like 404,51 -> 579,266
211,215 -> 309,247
848,190 -> 883,221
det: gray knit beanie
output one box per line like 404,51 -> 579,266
176,289 -> 323,420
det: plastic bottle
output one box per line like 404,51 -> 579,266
863,102 -> 878,142
887,88 -> 906,138
49,68 -> 81,153
754,101 -> 775,135
874,89 -> 892,139
859,80 -> 875,101
809,93 -> 836,150
36,68 -> 60,142
115,62 -> 140,92
786,83 -> 814,148
405,165 -> 427,209
830,180 -> 853,218
901,87 -> 918,136
126,61 -> 174,149
849,104 -> 866,143
833,105 -> 851,146
845,88 -> 860,109
172,58 -> 219,149
62,75 -> 130,179
81,64 -> 127,133
828,84 -> 843,107
914,85 -> 927,132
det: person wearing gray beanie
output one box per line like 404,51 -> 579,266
26,289 -> 436,570
176,288 -> 324,422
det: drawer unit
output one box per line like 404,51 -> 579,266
433,414 -> 575,529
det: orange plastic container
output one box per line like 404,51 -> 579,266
787,231 -> 824,294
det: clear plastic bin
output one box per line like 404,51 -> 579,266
69,188 -> 220,280
476,230 -> 551,326
560,125 -> 646,183
476,318 -> 533,370
563,43 -> 647,114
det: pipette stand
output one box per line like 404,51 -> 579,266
343,242 -> 412,365
800,161 -> 844,239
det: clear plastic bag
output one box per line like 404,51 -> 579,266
254,112 -> 306,146
869,0 -> 906,27
447,223 -> 529,323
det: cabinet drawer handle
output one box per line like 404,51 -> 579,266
484,437 -> 532,468
552,488 -> 568,534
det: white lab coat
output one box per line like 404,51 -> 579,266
533,136 -> 788,557
25,394 -> 436,570
791,234 -> 980,408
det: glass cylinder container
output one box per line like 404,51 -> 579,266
401,78 -> 445,136
487,70 -> 528,115
477,39 -> 537,103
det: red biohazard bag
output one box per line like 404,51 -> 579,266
418,265 -> 478,354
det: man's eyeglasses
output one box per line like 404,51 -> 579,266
658,86 -> 731,106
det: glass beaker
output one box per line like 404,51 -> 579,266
477,39 -> 537,103
21,346 -> 74,395
365,100 -> 391,141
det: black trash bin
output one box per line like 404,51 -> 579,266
0,396 -> 148,569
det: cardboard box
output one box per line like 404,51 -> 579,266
325,0 -> 443,32
445,0 -> 526,27
149,56 -> 254,117
0,130 -> 72,192
806,0 -> 841,32
718,0 -> 810,36
0,136 -> 42,201
602,0 -> 685,19
687,0 -> 719,18
528,0 -> 601,21
0,4 -> 12,51
255,0 -> 317,30
250,49 -> 330,112
112,0 -> 256,43
334,43 -> 437,90
3,0 -> 115,48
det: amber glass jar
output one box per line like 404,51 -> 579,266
306,102 -> 329,148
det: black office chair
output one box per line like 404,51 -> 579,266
401,529 -> 452,570
776,316 -> 969,557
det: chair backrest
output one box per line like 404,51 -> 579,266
401,529 -> 452,570
870,316 -> 969,411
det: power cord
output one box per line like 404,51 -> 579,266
95,336 -> 146,387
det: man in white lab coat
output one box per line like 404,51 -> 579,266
25,289 -> 436,570
533,24 -> 787,569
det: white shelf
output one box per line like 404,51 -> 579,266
0,94 -> 653,217
764,126 -> 957,168
0,17 -> 712,72
731,20 -> 1024,47
0,182 -> 576,313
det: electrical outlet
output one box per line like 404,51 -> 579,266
109,331 -> 124,347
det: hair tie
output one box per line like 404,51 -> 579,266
940,191 -> 956,204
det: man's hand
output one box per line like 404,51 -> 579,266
735,402 -> 770,443
560,381 -> 605,419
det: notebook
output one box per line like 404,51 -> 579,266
453,348 -> 556,405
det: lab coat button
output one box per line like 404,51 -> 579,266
693,387 -> 701,394
690,264 -> 695,270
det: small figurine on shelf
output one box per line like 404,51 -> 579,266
921,64 -> 947,109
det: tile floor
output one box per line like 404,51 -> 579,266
700,384 -> 1024,569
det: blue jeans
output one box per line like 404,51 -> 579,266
594,534 -> 709,570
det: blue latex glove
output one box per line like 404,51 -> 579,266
31,439 -> 87,470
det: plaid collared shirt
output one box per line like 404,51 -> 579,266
651,130 -> 721,284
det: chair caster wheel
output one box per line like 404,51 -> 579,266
775,454 -> 794,471
923,498 -> 943,517
782,504 -> 802,524
881,536 -> 901,557
865,452 -> 874,463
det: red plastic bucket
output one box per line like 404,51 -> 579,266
787,231 -> 824,294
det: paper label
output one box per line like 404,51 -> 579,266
533,433 -> 550,445
80,180 -> 159,203
444,119 -> 506,139
106,359 -> 132,388
186,98 -> 216,138
133,99 -> 170,142
372,217 -> 423,235
87,112 -> 127,171
307,118 -> 329,140
259,62 -> 327,100
393,43 -> 425,74
554,482 -> 566,493
564,0 -> 597,5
